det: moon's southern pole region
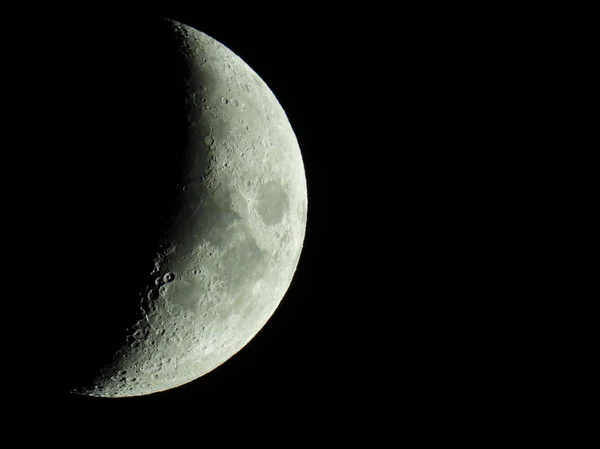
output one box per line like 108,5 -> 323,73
72,19 -> 307,397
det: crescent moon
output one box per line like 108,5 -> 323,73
72,19 -> 307,397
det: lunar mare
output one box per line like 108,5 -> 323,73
73,19 -> 307,397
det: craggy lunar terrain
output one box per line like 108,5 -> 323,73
68,19 -> 307,397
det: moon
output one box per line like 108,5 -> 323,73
70,19 -> 307,397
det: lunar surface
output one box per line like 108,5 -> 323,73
68,19 -> 307,397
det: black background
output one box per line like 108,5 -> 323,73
2,6 -> 559,440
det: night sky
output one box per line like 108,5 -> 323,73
4,7 -> 526,440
